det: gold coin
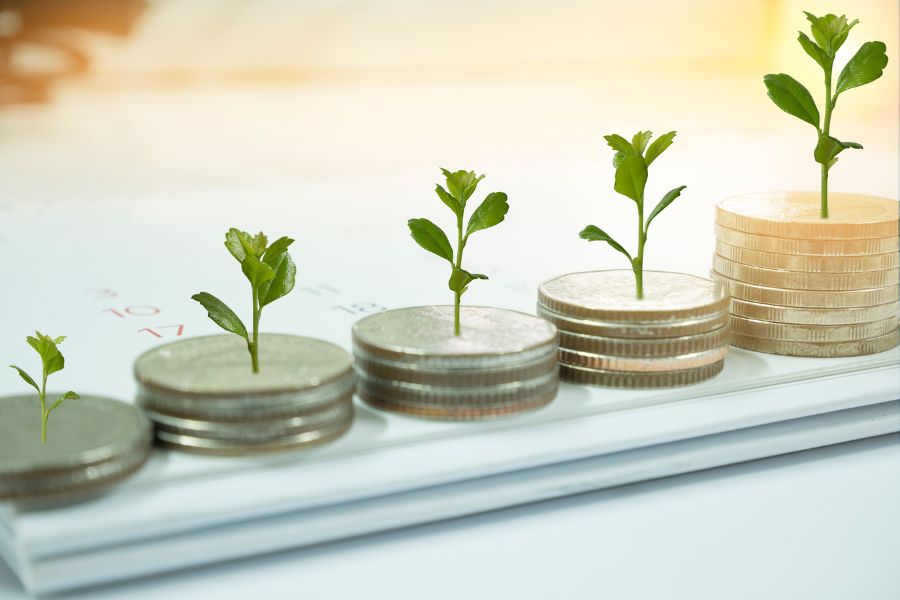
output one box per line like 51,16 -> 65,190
712,254 -> 899,291
559,346 -> 728,372
715,239 -> 899,273
559,360 -> 724,388
712,271 -> 899,308
537,304 -> 729,339
731,298 -> 899,325
730,314 -> 898,342
557,324 -> 730,358
538,270 -> 729,322
716,192 -> 899,239
714,224 -> 899,257
731,329 -> 899,358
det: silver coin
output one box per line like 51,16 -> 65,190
712,254 -> 899,291
0,395 -> 152,501
729,314 -> 898,342
557,324 -> 731,358
714,223 -> 899,256
712,271 -> 900,308
538,270 -> 729,322
730,298 -> 900,326
560,360 -> 725,388
558,346 -> 728,372
731,328 -> 899,358
715,239 -> 899,272
537,304 -> 729,339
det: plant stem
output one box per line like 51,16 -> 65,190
250,287 -> 260,373
634,195 -> 646,300
453,212 -> 464,336
821,66 -> 834,219
40,372 -> 47,443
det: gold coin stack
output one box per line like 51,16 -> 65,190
537,271 -> 730,388
712,192 -> 900,357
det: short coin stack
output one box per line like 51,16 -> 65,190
538,270 -> 730,387
0,395 -> 152,505
353,306 -> 559,420
713,192 -> 900,357
135,334 -> 355,455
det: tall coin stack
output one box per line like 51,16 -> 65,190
538,271 -> 731,387
712,193 -> 899,357
353,306 -> 559,420
135,334 -> 356,455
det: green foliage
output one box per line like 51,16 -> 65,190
192,229 -> 296,373
764,11 -> 888,217
582,131 -> 687,299
9,331 -> 79,442
408,168 -> 509,334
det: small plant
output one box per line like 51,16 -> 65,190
764,12 -> 888,218
9,332 -> 80,442
192,229 -> 296,373
579,131 -> 687,300
408,168 -> 510,335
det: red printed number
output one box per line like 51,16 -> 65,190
138,325 -> 185,339
103,306 -> 161,318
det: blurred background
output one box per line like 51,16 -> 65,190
0,1 -> 897,284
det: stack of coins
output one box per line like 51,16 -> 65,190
537,271 -> 730,387
0,395 -> 152,505
713,192 -> 900,357
135,334 -> 355,455
353,306 -> 559,420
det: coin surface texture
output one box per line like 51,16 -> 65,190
730,314 -> 898,342
730,298 -> 899,325
731,329 -> 899,357
714,224 -> 899,256
560,360 -> 725,388
712,254 -> 899,290
715,239 -> 899,272
712,271 -> 899,308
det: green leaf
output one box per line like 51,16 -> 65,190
763,73 -> 820,128
465,192 -> 509,237
836,41 -> 888,95
579,225 -> 632,261
603,134 -> 633,155
441,169 -> 484,202
225,228 -> 251,262
814,135 -> 863,166
435,184 -> 462,217
448,268 -> 488,294
408,218 -> 454,262
259,251 -> 296,307
646,185 -> 687,231
631,131 -> 653,155
613,153 -> 648,202
48,391 -> 79,414
797,32 -> 829,69
644,131 -> 676,166
805,12 -> 857,55
262,236 -> 294,263
191,292 -> 249,339
250,232 -> 268,256
9,365 -> 40,395
241,255 -> 275,290
27,331 -> 65,376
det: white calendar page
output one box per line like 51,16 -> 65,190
0,76 -> 898,594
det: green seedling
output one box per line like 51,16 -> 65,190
9,332 -> 80,442
579,130 -> 687,300
764,11 -> 888,218
408,168 -> 510,335
192,229 -> 296,373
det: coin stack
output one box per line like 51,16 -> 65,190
713,192 -> 900,357
0,395 -> 152,505
537,271 -> 730,387
353,306 -> 559,420
135,334 -> 355,455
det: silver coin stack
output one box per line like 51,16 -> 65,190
353,306 -> 559,420
135,334 -> 355,456
538,271 -> 731,387
0,395 -> 152,505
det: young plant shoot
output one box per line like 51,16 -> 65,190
408,168 -> 510,336
579,131 -> 686,300
764,12 -> 887,218
9,332 -> 80,442
192,229 -> 296,373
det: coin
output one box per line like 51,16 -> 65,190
712,271 -> 899,308
0,395 -> 152,502
715,224 -> 899,257
538,270 -> 729,322
716,192 -> 899,239
715,239 -> 899,273
359,393 -> 557,421
729,314 -> 898,342
559,346 -> 728,372
712,254 -> 899,291
730,298 -> 899,325
731,329 -> 899,358
557,324 -> 730,358
559,360 -> 724,388
536,304 -> 729,339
